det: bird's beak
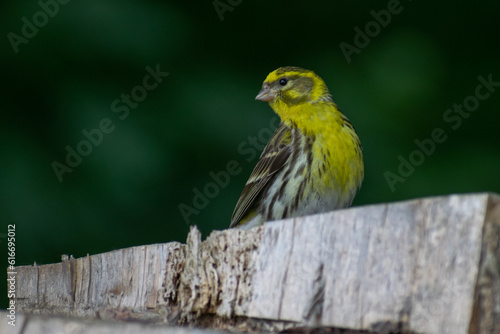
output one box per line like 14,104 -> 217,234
255,86 -> 275,102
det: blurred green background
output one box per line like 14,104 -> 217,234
1,0 -> 499,307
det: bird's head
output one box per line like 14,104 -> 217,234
255,66 -> 332,106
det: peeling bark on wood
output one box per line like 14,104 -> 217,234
11,193 -> 500,334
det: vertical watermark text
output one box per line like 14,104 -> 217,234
6,224 -> 16,326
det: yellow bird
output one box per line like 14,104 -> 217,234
230,66 -> 364,229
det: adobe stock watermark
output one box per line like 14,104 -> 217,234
7,0 -> 71,54
384,74 -> 499,192
213,0 -> 242,21
178,116 -> 280,225
6,224 -> 16,327
339,0 -> 404,64
51,64 -> 169,182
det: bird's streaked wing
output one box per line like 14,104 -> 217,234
229,123 -> 292,227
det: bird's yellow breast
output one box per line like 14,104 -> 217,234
275,101 -> 363,202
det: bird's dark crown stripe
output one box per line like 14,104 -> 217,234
275,67 -> 311,76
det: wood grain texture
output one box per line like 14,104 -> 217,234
0,311 -> 229,334
12,193 -> 500,334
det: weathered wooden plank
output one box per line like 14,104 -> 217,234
0,311 -> 229,334
12,193 -> 500,334
16,242 -> 183,318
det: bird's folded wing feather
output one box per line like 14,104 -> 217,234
230,122 -> 292,227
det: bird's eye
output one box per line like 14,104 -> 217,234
279,78 -> 288,86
